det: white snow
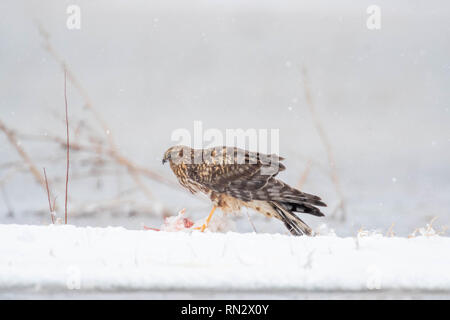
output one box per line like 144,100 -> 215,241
1,224 -> 450,294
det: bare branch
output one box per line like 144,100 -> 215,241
301,67 -> 347,221
36,22 -> 179,196
43,168 -> 55,224
36,22 -> 115,148
64,69 -> 70,224
297,158 -> 312,189
0,119 -> 45,188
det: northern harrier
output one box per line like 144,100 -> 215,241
162,145 -> 326,236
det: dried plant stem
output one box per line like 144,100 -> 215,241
297,159 -> 312,189
18,133 -> 179,189
43,168 -> 55,224
36,22 -> 177,197
244,210 -> 257,233
36,22 -> 114,148
0,186 -> 14,217
386,223 -> 395,237
64,69 -> 70,224
0,119 -> 45,188
301,67 -> 347,221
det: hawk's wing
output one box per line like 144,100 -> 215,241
185,147 -> 325,210
185,147 -> 285,194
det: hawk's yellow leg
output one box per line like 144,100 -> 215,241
194,206 -> 217,232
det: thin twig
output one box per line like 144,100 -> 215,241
0,186 -> 14,218
64,69 -> 70,224
0,166 -> 20,188
0,119 -> 45,188
297,158 -> 312,189
43,168 -> 55,224
244,210 -> 257,233
426,217 -> 439,234
301,67 -> 347,221
386,223 -> 395,237
16,132 -> 179,189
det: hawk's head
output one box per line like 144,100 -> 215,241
162,145 -> 189,165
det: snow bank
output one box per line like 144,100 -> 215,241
1,224 -> 449,293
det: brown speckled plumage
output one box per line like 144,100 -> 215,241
163,145 -> 326,236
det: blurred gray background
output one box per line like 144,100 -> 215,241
0,0 -> 449,236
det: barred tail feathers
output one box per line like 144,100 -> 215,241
271,201 -> 313,236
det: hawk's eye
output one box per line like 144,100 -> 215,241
178,149 -> 183,157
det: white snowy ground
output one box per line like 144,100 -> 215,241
1,223 -> 450,299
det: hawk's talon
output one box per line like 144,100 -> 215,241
193,206 -> 216,232
193,224 -> 207,232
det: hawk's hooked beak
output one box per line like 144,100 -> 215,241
162,153 -> 170,165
